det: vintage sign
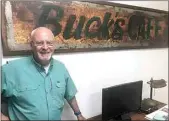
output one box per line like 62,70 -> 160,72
1,1 -> 168,56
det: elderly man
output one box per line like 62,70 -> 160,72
1,27 -> 85,120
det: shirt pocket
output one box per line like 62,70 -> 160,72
16,84 -> 39,92
14,83 -> 41,116
51,81 -> 66,108
15,82 -> 40,104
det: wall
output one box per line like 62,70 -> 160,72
1,1 -> 168,120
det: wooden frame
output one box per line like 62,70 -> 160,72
1,1 -> 168,56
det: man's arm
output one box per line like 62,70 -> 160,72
1,113 -> 9,121
1,65 -> 10,120
67,96 -> 86,120
1,96 -> 9,120
63,65 -> 86,120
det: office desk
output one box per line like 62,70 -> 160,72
130,112 -> 147,120
87,112 -> 147,120
88,100 -> 166,120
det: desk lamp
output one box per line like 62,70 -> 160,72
141,78 -> 167,113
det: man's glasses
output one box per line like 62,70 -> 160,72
33,40 -> 56,47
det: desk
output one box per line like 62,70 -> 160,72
130,112 -> 147,120
87,100 -> 166,120
87,112 -> 147,120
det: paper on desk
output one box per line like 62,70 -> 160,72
145,105 -> 168,120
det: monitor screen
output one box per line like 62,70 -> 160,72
102,80 -> 143,121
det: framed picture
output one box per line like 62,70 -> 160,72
1,1 -> 168,56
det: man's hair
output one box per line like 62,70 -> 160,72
29,27 -> 54,42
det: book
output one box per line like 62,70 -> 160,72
145,105 -> 168,120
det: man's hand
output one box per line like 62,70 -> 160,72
1,113 -> 10,121
77,114 -> 86,120
67,97 -> 86,120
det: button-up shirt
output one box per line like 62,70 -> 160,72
1,56 -> 77,120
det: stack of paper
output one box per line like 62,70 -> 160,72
145,105 -> 168,120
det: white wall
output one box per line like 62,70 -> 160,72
1,1 -> 168,120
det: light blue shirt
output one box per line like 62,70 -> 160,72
1,56 -> 77,120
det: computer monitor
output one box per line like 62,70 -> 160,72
102,80 -> 143,121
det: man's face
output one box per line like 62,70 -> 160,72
31,31 -> 55,64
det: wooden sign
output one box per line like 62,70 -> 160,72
1,1 -> 168,56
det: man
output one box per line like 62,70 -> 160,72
1,27 -> 86,120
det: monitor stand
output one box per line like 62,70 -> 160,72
112,113 -> 131,121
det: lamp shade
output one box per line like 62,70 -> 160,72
147,78 -> 167,88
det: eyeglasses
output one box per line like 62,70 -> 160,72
33,40 -> 56,47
